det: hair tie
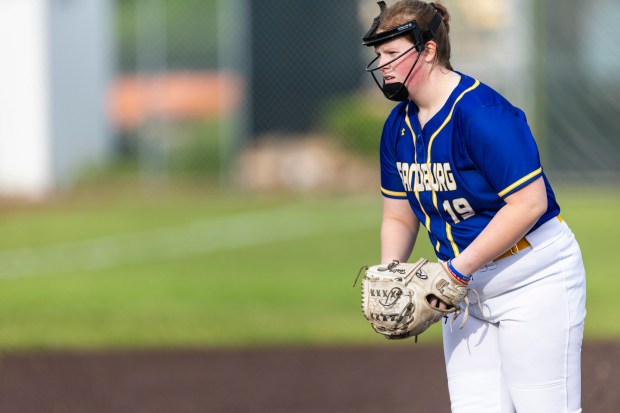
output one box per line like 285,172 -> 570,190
429,2 -> 437,11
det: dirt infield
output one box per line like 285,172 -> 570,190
0,342 -> 617,412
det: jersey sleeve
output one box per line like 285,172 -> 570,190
464,104 -> 543,199
379,121 -> 407,199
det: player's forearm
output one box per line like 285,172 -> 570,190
381,218 -> 418,264
452,179 -> 548,275
452,205 -> 540,274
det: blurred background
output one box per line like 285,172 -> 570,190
0,0 -> 619,346
1,0 -> 618,199
0,0 -> 618,411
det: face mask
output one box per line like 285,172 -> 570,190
365,47 -> 423,101
362,2 -> 441,102
382,81 -> 410,102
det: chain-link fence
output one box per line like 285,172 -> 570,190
541,0 -> 620,183
111,0 -> 620,192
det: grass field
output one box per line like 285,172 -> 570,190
0,185 -> 618,350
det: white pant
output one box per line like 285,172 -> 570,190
442,218 -> 586,413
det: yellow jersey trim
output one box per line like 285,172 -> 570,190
424,79 -> 479,255
426,79 -> 481,163
381,187 -> 407,197
405,105 -> 431,230
446,223 -> 460,256
414,192 -> 431,230
404,104 -> 418,164
497,167 -> 543,197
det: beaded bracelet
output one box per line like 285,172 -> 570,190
447,259 -> 472,284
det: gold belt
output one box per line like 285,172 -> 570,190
495,215 -> 563,261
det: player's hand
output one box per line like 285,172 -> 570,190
429,296 -> 449,310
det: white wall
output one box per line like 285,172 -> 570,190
0,0 -> 113,197
0,0 -> 52,196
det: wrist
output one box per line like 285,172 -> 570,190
447,259 -> 471,284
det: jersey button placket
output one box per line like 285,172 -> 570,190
416,134 -> 426,162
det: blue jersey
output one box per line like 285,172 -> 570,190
380,72 -> 560,261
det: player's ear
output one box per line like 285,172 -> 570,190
423,41 -> 437,62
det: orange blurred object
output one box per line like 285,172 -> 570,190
108,71 -> 244,129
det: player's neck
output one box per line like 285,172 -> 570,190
410,69 -> 460,128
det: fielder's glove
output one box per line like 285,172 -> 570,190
354,258 -> 475,341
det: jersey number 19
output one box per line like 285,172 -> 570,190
443,198 -> 475,223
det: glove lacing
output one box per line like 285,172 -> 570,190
447,287 -> 483,331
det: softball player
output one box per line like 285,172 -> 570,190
362,1 -> 586,412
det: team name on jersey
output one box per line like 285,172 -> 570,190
396,162 -> 457,192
